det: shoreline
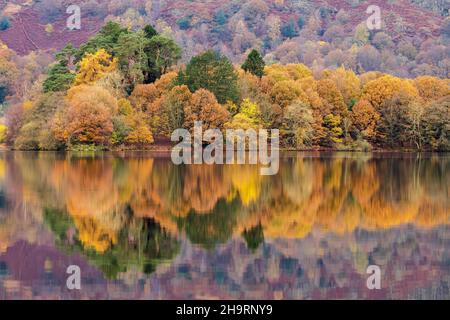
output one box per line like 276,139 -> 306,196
1,144 -> 449,154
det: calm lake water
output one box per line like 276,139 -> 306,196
0,151 -> 449,300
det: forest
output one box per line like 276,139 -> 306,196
0,20 -> 449,151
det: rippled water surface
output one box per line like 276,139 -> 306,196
0,151 -> 449,299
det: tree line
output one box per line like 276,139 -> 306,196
3,22 -> 450,151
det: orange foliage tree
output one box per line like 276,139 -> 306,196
52,85 -> 117,145
350,99 -> 380,140
183,89 -> 230,130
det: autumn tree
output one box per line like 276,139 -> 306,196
111,98 -> 133,144
147,96 -> 170,136
322,66 -> 361,107
164,85 -> 192,132
375,92 -> 411,148
265,63 -> 312,83
350,99 -> 380,141
125,112 -> 154,147
317,78 -> 348,117
422,98 -> 450,151
237,70 -> 278,126
14,92 -> 65,150
129,83 -> 159,112
226,99 -> 261,130
177,50 -> 239,104
357,45 -> 381,72
184,89 -> 230,130
414,76 -> 449,102
5,104 -> 24,146
404,100 -> 426,150
283,101 -> 314,147
0,124 -> 6,143
242,49 -> 265,78
353,24 -> 369,46
362,75 -> 419,111
0,46 -> 18,103
322,114 -> 343,146
270,80 -> 308,109
75,49 -> 118,85
53,85 -> 117,146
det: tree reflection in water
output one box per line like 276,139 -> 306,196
0,152 -> 449,298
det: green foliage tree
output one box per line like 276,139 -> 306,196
146,35 -> 182,83
177,50 -> 239,104
143,24 -> 158,39
56,44 -> 77,70
43,63 -> 75,93
117,31 -> 150,89
76,21 -> 129,60
242,49 -> 265,78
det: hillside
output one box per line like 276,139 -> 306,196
0,0 -> 448,78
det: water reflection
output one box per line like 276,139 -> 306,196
0,152 -> 449,299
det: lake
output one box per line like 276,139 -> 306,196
0,151 -> 449,299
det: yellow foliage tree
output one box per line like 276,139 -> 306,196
414,76 -> 450,102
362,75 -> 419,111
0,124 -> 7,144
271,80 -> 309,109
226,99 -> 261,130
75,49 -> 118,85
265,63 -> 312,83
125,112 -> 154,146
317,78 -> 348,117
322,66 -> 361,106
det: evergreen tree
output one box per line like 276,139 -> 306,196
146,35 -> 181,83
242,49 -> 265,78
177,50 -> 239,104
143,24 -> 158,39
76,21 -> 129,60
117,31 -> 150,88
43,63 -> 75,93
